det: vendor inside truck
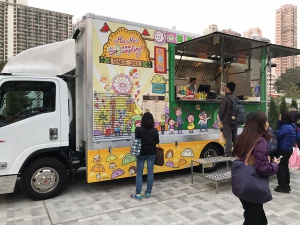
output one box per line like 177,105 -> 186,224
174,32 -> 300,104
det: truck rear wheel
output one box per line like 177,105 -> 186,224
197,144 -> 220,173
20,158 -> 67,200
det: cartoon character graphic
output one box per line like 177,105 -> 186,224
93,155 -> 101,163
105,124 -> 112,136
175,107 -> 184,134
118,109 -> 126,125
198,111 -> 211,131
114,121 -> 121,136
135,120 -> 141,128
125,119 -> 132,135
128,166 -> 137,175
168,118 -> 175,134
213,113 -> 221,129
109,162 -> 116,169
131,114 -> 142,132
186,113 -> 195,133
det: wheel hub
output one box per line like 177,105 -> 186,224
31,167 -> 59,193
204,149 -> 217,158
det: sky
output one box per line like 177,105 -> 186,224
28,0 -> 300,44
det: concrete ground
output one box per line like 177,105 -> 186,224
1,165 -> 300,225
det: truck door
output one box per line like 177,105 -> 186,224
0,78 -> 62,184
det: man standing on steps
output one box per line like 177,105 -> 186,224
219,82 -> 239,156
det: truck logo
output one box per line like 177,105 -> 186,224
100,27 -> 152,68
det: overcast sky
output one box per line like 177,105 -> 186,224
28,0 -> 299,44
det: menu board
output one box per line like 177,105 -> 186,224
143,100 -> 165,122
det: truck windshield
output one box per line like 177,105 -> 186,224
0,81 -> 56,127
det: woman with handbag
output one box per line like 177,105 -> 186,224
274,111 -> 296,193
131,112 -> 159,200
232,110 -> 280,225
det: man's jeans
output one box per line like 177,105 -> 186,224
222,123 -> 238,155
136,154 -> 156,194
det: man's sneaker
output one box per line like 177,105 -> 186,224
144,193 -> 151,198
274,187 -> 290,193
276,185 -> 291,191
130,193 -> 141,200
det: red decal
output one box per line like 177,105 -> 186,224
142,29 -> 150,36
100,22 -> 110,32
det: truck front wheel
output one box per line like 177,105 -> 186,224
20,158 -> 67,200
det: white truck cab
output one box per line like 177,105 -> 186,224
0,39 -> 75,200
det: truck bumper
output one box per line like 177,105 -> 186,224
0,175 -> 17,194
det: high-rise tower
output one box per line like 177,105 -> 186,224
275,4 -> 298,76
0,0 -> 73,61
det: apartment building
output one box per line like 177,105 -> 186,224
0,0 -> 73,61
221,29 -> 241,37
275,4 -> 298,76
203,24 -> 218,35
244,27 -> 263,39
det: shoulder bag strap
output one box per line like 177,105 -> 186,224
244,137 -> 262,166
225,95 -> 237,115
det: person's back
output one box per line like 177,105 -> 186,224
232,110 -> 280,224
219,82 -> 239,156
277,121 -> 296,151
131,112 -> 159,200
275,111 -> 295,194
135,126 -> 159,156
291,110 -> 300,128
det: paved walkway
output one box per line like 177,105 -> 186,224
1,166 -> 300,225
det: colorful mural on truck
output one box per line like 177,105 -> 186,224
87,19 -> 205,183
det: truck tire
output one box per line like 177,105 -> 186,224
20,158 -> 67,200
197,144 -> 220,173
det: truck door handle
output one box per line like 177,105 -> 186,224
0,162 -> 7,169
49,128 -> 58,140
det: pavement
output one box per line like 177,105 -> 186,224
1,165 -> 300,225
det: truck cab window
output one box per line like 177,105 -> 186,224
0,81 -> 56,127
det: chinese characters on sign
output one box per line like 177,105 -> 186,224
154,46 -> 167,74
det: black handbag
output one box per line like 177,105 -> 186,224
231,138 -> 272,204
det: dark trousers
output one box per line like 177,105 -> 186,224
275,150 -> 292,189
177,124 -> 182,133
239,198 -> 267,225
222,123 -> 238,154
161,126 -> 165,134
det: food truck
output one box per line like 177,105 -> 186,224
1,13 -> 300,200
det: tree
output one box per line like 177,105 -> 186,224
279,96 -> 288,113
291,99 -> 298,110
268,97 -> 279,130
274,66 -> 300,98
